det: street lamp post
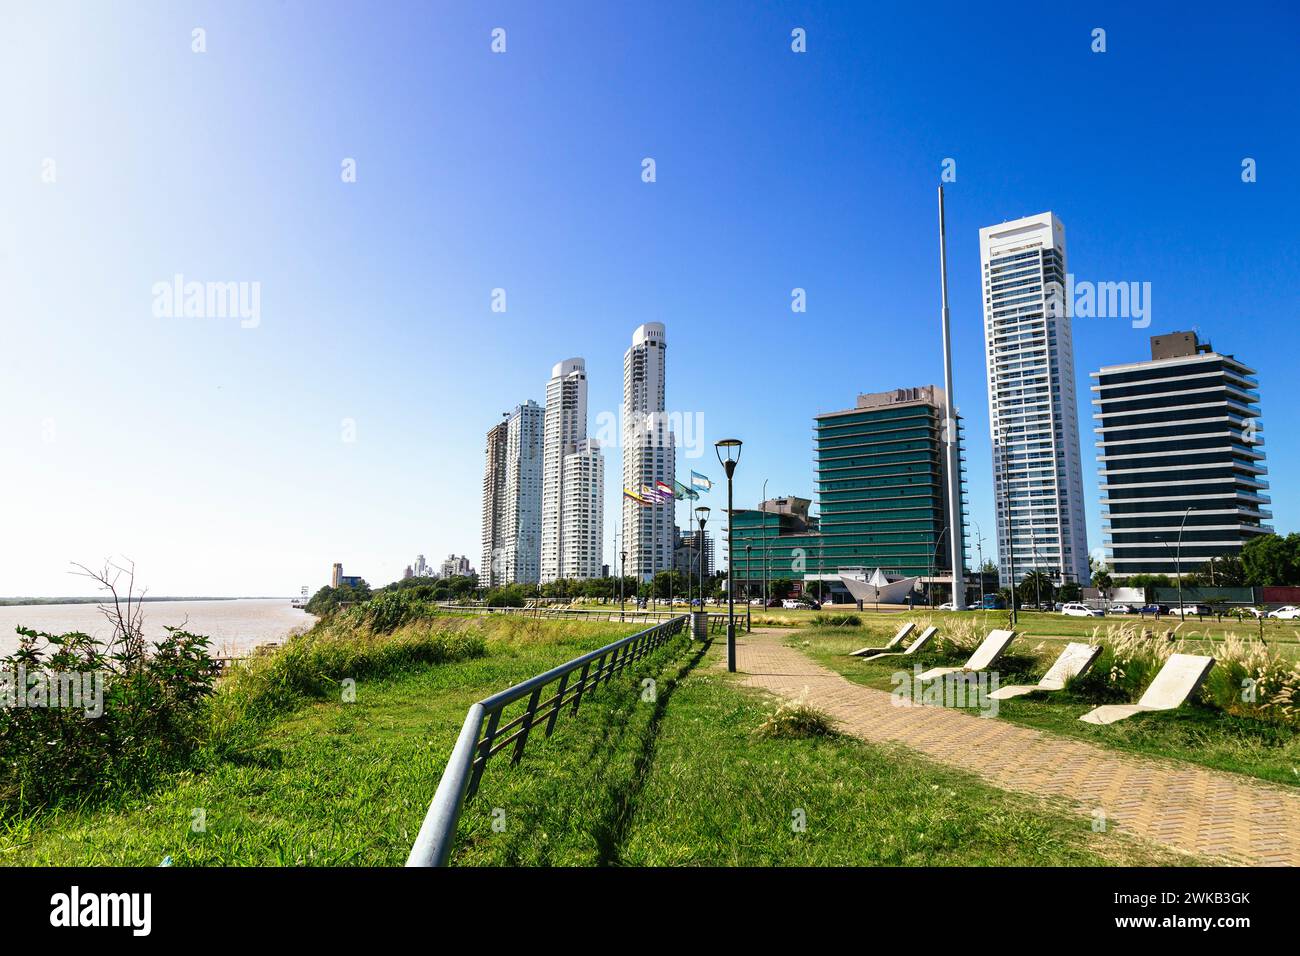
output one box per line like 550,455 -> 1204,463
1176,506 -> 1194,615
695,506 -> 710,638
715,439 -> 743,672
761,478 -> 769,612
620,549 -> 627,622
745,544 -> 752,633
929,526 -> 949,608
686,538 -> 693,608
999,426 -> 1018,627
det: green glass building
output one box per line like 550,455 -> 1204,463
817,386 -> 965,578
729,498 -> 823,596
728,387 -> 966,595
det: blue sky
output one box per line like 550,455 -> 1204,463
2,0 -> 1296,595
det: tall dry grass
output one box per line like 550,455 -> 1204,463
1073,623 -> 1299,725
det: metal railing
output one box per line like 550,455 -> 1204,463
406,614 -> 691,867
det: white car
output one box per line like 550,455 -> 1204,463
781,599 -> 802,609
938,601 -> 957,610
1061,602 -> 1104,618
1108,604 -> 1133,614
1268,606 -> 1300,620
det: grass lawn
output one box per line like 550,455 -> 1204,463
796,626 -> 1300,789
454,642 -> 1188,866
613,650 -> 1189,865
2,618 -> 1190,866
0,618 -> 645,865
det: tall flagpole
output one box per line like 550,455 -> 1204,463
938,184 -> 967,609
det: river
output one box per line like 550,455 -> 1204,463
0,599 -> 316,658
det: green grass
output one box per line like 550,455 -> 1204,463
610,652 -> 1188,866
797,626 -> 1300,789
453,640 -> 1187,866
0,617 -> 645,865
1,617 -> 1190,866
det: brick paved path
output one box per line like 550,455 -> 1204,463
726,630 -> 1300,865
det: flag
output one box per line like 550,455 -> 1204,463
673,479 -> 699,500
641,484 -> 671,503
690,471 -> 713,491
655,480 -> 675,499
623,487 -> 651,505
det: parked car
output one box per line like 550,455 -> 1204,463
766,598 -> 783,608
1173,604 -> 1211,617
1268,605 -> 1300,620
1061,602 -> 1104,618
781,599 -> 802,609
1138,604 -> 1171,616
938,601 -> 956,610
1108,604 -> 1133,614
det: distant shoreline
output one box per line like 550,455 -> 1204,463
0,596 -> 292,607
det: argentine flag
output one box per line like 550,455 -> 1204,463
690,470 -> 712,492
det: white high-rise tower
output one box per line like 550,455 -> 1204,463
621,323 -> 675,581
541,359 -> 603,582
502,400 -> 543,585
980,212 -> 1089,586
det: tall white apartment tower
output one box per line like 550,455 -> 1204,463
980,212 -> 1090,586
481,417 -> 510,588
621,323 -> 676,581
541,359 -> 603,581
502,400 -> 543,585
560,439 -> 605,579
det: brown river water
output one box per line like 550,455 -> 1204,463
0,599 -> 316,658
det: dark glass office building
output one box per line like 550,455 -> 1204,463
1092,331 -> 1271,577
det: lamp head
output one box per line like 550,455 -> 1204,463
714,438 -> 742,477
695,505 -> 710,528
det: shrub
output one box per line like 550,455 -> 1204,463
757,695 -> 838,739
0,624 -> 216,812
206,616 -> 486,744
1068,624 -> 1300,725
1199,633 -> 1299,725
331,590 -> 442,634
1071,625 -> 1177,703
813,612 -> 862,628
931,617 -> 981,656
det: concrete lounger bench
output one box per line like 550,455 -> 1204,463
916,629 -> 1016,682
988,642 -> 1102,700
857,625 -> 937,662
1079,653 -> 1215,725
848,622 -> 914,657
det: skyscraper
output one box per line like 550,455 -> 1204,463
560,438 -> 604,579
980,212 -> 1089,585
814,386 -> 966,581
541,359 -> 586,582
481,417 -> 510,587
621,322 -> 675,581
501,400 -> 544,585
1092,331 -> 1271,576
541,359 -> 603,581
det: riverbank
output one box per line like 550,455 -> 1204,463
0,599 -> 315,658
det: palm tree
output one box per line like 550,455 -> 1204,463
1018,569 -> 1055,608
